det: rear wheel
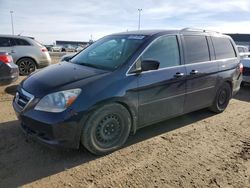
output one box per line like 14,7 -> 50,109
81,103 -> 131,155
209,82 -> 232,113
17,58 -> 36,75
241,81 -> 245,87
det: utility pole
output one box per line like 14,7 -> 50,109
138,9 -> 142,30
10,10 -> 14,35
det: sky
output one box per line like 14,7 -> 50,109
0,0 -> 250,44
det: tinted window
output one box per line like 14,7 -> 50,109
14,38 -> 30,46
212,37 -> 236,59
183,35 -> 210,64
141,35 -> 180,69
0,37 -> 12,47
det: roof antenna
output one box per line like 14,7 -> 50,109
18,31 -> 24,36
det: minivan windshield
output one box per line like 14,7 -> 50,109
70,35 -> 147,71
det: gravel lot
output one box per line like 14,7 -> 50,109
0,53 -> 249,187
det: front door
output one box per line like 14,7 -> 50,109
136,35 -> 187,127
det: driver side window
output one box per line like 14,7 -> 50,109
141,35 -> 180,69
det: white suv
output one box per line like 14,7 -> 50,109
0,35 -> 51,75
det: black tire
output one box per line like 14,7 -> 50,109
17,58 -> 36,76
241,81 -> 245,87
81,103 -> 131,155
209,82 -> 232,113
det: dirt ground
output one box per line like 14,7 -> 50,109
0,54 -> 250,187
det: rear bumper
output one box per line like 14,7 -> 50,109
232,74 -> 242,96
37,60 -> 51,68
37,59 -> 51,69
37,53 -> 51,68
0,63 -> 19,85
0,74 -> 18,85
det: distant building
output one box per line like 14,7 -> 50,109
56,40 -> 89,47
227,34 -> 250,49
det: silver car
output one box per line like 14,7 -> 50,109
240,58 -> 250,86
0,35 -> 51,75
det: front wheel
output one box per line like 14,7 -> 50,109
209,83 -> 232,113
81,103 -> 131,155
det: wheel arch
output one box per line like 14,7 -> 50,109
16,56 -> 38,68
87,98 -> 137,134
75,98 -> 138,149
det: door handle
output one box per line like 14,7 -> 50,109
174,72 -> 185,78
190,70 -> 199,75
11,50 -> 15,53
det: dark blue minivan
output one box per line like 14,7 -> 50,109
13,28 -> 242,155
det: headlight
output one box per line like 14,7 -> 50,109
34,89 -> 81,112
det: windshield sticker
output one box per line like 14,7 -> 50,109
128,35 -> 145,40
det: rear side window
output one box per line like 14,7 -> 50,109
141,35 -> 180,69
183,35 -> 210,64
14,38 -> 31,46
212,37 -> 236,59
0,37 -> 12,47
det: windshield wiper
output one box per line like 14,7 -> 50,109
70,60 -> 113,71
80,62 -> 103,69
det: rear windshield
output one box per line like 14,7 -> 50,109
30,38 -> 44,47
70,35 -> 147,71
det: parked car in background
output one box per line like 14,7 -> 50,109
237,45 -> 250,59
44,45 -> 53,52
65,45 -> 76,52
237,45 -> 250,86
51,45 -> 65,52
13,29 -> 242,155
76,46 -> 84,52
60,53 -> 75,62
0,52 -> 19,85
0,35 -> 51,75
240,58 -> 250,86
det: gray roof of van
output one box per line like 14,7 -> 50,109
112,28 -> 224,37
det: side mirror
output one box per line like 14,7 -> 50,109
61,55 -> 73,62
130,60 -> 160,74
141,60 -> 160,72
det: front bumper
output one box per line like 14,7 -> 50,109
13,91 -> 83,149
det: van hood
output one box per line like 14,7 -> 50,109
22,61 -> 108,96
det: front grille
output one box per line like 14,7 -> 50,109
15,89 -> 34,110
243,67 -> 250,76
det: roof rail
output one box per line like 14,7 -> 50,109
180,27 -> 220,34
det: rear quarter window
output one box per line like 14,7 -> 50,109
183,35 -> 210,64
14,38 -> 31,46
212,37 -> 236,59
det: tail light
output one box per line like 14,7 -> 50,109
0,53 -> 13,64
239,63 -> 244,73
41,47 -> 48,52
